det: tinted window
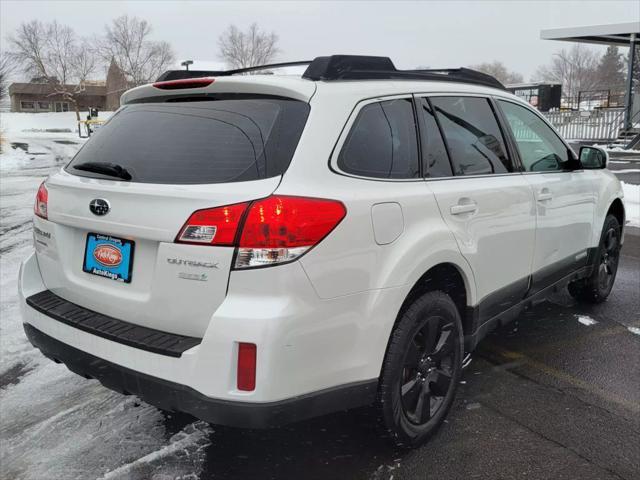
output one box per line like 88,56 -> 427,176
431,97 -> 512,176
338,98 -> 420,179
67,98 -> 309,184
417,98 -> 452,178
498,100 -> 570,172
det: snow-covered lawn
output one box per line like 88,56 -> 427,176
0,112 -> 211,480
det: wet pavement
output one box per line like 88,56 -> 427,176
1,127 -> 638,479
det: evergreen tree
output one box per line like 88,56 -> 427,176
596,45 -> 626,91
631,44 -> 639,91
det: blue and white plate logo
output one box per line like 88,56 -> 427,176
83,233 -> 134,283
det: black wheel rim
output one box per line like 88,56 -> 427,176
598,227 -> 619,291
400,317 -> 456,425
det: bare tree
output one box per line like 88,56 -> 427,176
7,20 -> 97,119
97,15 -> 175,86
469,61 -> 523,85
0,51 -> 16,152
0,50 -> 16,102
218,23 -> 279,69
533,45 -> 600,100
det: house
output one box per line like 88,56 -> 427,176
9,81 -> 106,113
8,60 -> 130,113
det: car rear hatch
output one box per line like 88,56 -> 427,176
34,95 -> 310,338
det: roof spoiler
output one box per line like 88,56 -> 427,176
156,55 -> 505,90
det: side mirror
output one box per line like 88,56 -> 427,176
579,146 -> 608,169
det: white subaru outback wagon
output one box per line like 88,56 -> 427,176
20,55 -> 625,446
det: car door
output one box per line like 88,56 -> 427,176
419,96 -> 536,324
496,99 -> 597,295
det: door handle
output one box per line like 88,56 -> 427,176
450,202 -> 478,215
537,188 -> 552,202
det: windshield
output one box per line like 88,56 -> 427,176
66,97 -> 309,184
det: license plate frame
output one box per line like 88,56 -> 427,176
82,232 -> 135,283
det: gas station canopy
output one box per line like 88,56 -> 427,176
540,21 -> 639,46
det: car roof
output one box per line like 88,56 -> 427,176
121,73 -> 522,106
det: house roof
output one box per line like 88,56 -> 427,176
8,82 -> 106,96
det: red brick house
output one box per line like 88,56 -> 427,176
9,60 -> 130,113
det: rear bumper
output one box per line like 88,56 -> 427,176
19,250 -> 394,426
24,322 -> 377,428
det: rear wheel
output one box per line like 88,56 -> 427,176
378,291 -> 463,447
568,214 -> 621,303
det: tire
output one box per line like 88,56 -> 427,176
568,214 -> 621,304
377,290 -> 464,447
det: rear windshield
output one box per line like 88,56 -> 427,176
66,97 -> 310,184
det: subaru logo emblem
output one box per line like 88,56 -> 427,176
89,198 -> 110,216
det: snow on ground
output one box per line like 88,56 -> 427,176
0,112 -> 211,480
575,315 -> 598,326
621,181 -> 640,227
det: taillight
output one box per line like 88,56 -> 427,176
236,196 -> 346,268
237,342 -> 257,391
34,182 -> 48,219
176,202 -> 249,245
176,195 -> 346,268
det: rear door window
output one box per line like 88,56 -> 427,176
66,98 -> 309,184
338,98 -> 420,179
430,97 -> 513,176
416,97 -> 453,178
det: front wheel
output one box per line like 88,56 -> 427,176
377,290 -> 464,447
569,214 -> 621,303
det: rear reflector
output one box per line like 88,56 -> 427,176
34,181 -> 48,219
176,195 -> 346,268
152,78 -> 215,90
176,202 -> 249,245
237,343 -> 257,391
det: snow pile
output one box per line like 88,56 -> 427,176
622,181 -> 640,227
0,111 -> 211,480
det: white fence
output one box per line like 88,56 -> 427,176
542,108 -> 623,141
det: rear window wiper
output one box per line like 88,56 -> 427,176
73,162 -> 132,181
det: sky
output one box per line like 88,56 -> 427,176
1,0 -> 638,81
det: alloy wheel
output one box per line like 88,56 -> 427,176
400,317 -> 456,425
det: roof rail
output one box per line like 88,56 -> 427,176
155,55 -> 506,90
301,55 -> 506,90
156,60 -> 312,82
